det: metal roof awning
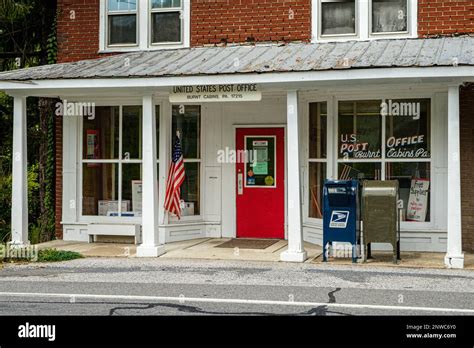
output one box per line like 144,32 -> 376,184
0,36 -> 472,92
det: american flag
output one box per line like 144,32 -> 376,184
164,134 -> 185,219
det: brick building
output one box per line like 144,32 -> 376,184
1,0 -> 473,267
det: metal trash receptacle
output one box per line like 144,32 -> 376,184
362,180 -> 400,264
323,180 -> 360,263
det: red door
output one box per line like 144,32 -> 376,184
236,128 -> 285,239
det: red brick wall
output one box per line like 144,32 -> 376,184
57,0 -> 101,63
460,83 -> 474,252
418,0 -> 474,36
191,0 -> 311,46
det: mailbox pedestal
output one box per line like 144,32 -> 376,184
323,180 -> 360,263
362,180 -> 401,264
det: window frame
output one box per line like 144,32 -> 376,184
305,94 -> 434,231
319,0 -> 359,40
369,0 -> 410,37
79,103 -> 156,223
149,0 -> 184,46
307,101 -> 329,220
99,0 -> 190,52
168,104 -> 203,222
106,0 -> 140,48
311,0 -> 417,42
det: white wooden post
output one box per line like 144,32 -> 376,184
158,99 -> 171,242
281,90 -> 307,262
11,96 -> 29,246
137,95 -> 165,257
445,85 -> 464,268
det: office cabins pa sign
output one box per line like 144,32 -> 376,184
170,84 -> 262,103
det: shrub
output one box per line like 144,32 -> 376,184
37,249 -> 83,262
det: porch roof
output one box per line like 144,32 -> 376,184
0,36 -> 472,82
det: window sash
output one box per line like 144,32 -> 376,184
107,13 -> 138,46
319,0 -> 357,37
370,0 -> 409,35
81,105 -> 150,218
150,0 -> 183,45
150,11 -> 183,44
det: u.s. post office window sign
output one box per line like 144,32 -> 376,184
170,84 -> 262,103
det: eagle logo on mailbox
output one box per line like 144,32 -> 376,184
329,211 -> 350,228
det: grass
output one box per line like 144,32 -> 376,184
37,248 -> 83,262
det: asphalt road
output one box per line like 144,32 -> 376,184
0,258 -> 473,316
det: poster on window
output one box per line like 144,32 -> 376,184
131,180 -> 142,215
252,140 -> 269,175
406,179 -> 430,222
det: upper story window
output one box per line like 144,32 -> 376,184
313,0 -> 417,41
320,0 -> 357,37
100,0 -> 190,52
151,0 -> 182,44
107,0 -> 138,46
371,0 -> 408,34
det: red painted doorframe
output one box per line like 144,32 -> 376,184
235,127 -> 285,239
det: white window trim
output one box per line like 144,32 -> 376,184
311,0 -> 417,42
99,0 -> 190,53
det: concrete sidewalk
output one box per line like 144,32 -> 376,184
35,238 -> 474,269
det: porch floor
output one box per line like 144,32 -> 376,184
35,238 -> 474,269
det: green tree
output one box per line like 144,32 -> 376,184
0,0 -> 57,243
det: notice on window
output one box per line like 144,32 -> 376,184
132,180 -> 142,214
252,141 -> 268,175
406,179 -> 430,222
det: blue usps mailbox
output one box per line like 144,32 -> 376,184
323,180 -> 360,263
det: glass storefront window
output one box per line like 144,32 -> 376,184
338,162 -> 382,180
171,105 -> 201,217
385,99 -> 430,159
181,162 -> 200,216
308,102 -> 327,219
386,162 -> 430,222
172,105 -> 200,159
332,98 -> 431,223
82,105 -> 147,218
122,106 -> 142,159
309,102 -> 327,159
82,163 -> 119,216
121,164 -> 142,217
83,106 -> 119,160
339,100 -> 382,160
309,162 -> 326,219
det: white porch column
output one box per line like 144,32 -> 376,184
158,99 -> 171,242
137,95 -> 165,257
281,90 -> 307,262
11,96 -> 29,246
445,85 -> 464,269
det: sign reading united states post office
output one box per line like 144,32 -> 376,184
170,84 -> 262,103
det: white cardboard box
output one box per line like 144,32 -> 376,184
180,201 -> 195,216
131,180 -> 143,213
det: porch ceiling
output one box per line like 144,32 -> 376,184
0,36 -> 472,83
